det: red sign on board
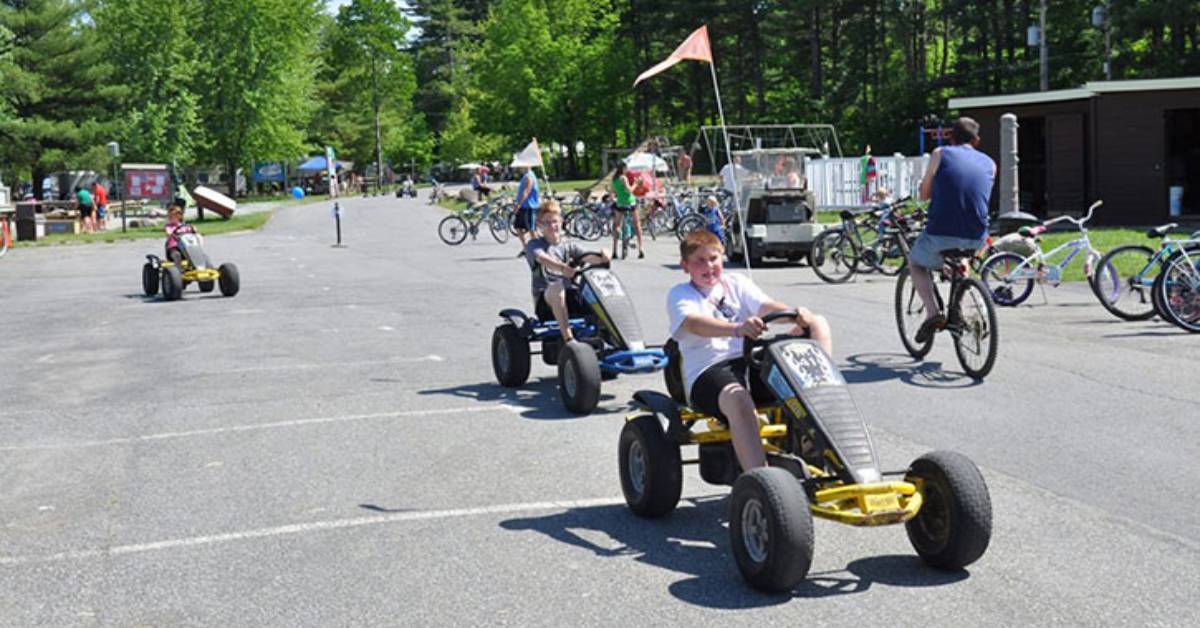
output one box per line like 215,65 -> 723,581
124,169 -> 172,201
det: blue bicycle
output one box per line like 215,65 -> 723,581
1091,223 -> 1200,321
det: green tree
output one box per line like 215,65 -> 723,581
94,0 -> 203,164
0,0 -> 120,197
324,0 -> 425,185
437,96 -> 502,166
194,0 -> 322,195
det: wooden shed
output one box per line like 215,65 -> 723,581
948,77 -> 1200,226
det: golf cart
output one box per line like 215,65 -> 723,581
723,148 -> 821,266
142,225 -> 240,301
491,254 -> 668,414
619,312 -> 992,592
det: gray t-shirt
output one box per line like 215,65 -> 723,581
526,236 -> 587,299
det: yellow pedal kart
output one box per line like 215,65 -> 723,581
618,311 -> 992,592
141,227 -> 240,301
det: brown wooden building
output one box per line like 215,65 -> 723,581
948,77 -> 1200,226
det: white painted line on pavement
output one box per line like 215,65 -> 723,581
218,355 -> 443,375
0,404 -> 520,453
0,495 -> 629,566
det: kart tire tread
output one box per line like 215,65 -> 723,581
558,341 -> 601,414
491,324 -> 531,387
218,263 -> 240,297
905,451 -> 992,570
729,467 -> 814,592
142,262 -> 160,297
618,415 -> 682,517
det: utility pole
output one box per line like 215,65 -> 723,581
372,55 -> 384,193
1103,1 -> 1113,80
1039,0 -> 1049,91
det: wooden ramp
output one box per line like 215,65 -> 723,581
192,185 -> 236,218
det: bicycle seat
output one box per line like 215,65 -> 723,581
1146,223 -> 1178,239
939,248 -> 979,261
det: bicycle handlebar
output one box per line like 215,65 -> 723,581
1043,200 -> 1103,229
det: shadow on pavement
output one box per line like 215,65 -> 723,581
501,497 -> 968,608
465,256 -> 521,263
417,378 -> 627,420
840,353 -> 980,389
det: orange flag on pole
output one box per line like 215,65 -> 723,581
633,25 -> 713,86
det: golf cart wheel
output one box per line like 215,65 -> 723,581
729,467 -> 814,592
161,266 -> 184,301
199,280 -> 215,293
905,451 -> 992,570
142,262 -> 160,296
747,238 -> 764,267
663,339 -> 687,404
491,324 -> 531,387
618,415 -> 682,517
558,341 -> 601,414
218,263 -> 240,297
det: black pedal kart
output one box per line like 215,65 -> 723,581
492,257 -> 667,414
619,311 -> 992,592
141,225 -> 240,301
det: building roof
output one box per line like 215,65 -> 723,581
949,76 -> 1200,110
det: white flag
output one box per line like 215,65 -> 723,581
510,138 -> 544,168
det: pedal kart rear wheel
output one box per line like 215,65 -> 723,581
618,415 -> 682,517
218,263 -> 240,297
557,340 -> 601,414
161,266 -> 183,301
905,451 -> 992,570
491,324 -> 530,387
729,467 -> 814,592
142,262 -> 160,296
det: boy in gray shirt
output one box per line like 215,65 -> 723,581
525,201 -> 609,343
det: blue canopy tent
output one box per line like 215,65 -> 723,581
297,156 -> 347,172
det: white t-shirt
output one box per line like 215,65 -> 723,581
719,163 -> 750,194
667,273 -> 771,396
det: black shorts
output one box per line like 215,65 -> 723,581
689,358 -> 773,423
534,286 -> 588,321
513,206 -> 536,231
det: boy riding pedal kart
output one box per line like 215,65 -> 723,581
491,202 -> 668,414
618,230 -> 992,592
142,205 -> 240,301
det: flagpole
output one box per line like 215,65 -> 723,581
707,61 -> 751,277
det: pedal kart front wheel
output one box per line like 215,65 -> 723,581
161,266 -> 184,301
618,415 -> 682,518
218,263 -> 240,297
905,451 -> 992,570
142,262 -> 160,297
557,341 -> 601,414
491,324 -> 530,387
729,467 -> 814,593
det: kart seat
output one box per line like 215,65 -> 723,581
534,288 -> 589,322
1147,223 -> 1178,239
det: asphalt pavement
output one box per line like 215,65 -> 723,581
1,192 -> 1197,627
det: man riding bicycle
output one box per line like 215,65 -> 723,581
909,117 -> 996,343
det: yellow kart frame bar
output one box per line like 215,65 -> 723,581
626,408 -> 923,527
160,261 -> 220,282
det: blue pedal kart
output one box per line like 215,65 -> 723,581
491,256 -> 668,414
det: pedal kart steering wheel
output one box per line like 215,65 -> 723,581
742,309 -> 810,371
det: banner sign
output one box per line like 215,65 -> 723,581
253,162 -> 285,183
124,168 -> 172,201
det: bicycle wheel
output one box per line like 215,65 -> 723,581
894,268 -> 935,359
488,211 -> 510,244
438,215 -> 469,245
951,278 -> 999,379
870,232 -> 905,276
1090,244 -> 1158,321
809,228 -> 857,284
675,213 -> 707,241
979,252 -> 1034,306
650,207 -> 674,237
1157,249 -> 1200,332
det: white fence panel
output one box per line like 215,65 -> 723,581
807,155 -> 930,209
